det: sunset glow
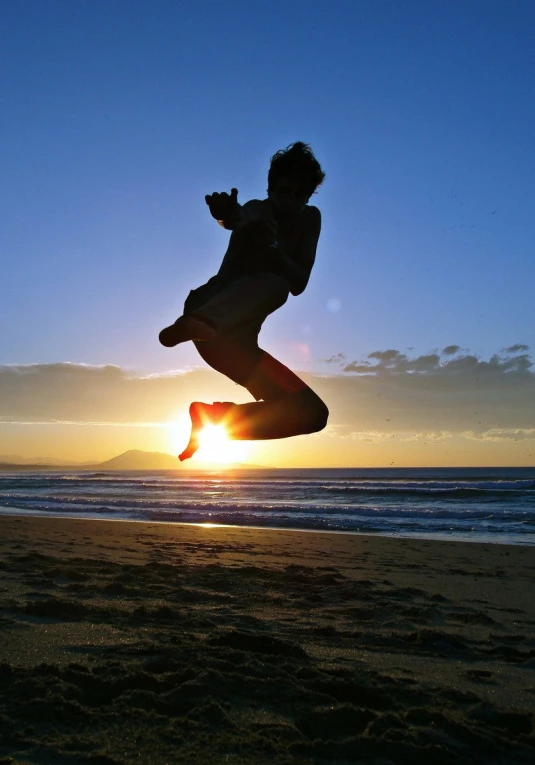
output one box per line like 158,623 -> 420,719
197,424 -> 251,464
168,416 -> 251,464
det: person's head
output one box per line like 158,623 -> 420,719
267,141 -> 325,217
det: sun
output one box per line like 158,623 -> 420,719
196,423 -> 250,463
168,416 -> 251,464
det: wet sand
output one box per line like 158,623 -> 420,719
0,515 -> 534,764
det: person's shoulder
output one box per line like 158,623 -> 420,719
305,204 -> 321,229
242,198 -> 265,211
241,199 -> 267,220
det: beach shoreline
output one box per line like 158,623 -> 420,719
1,508 -> 533,548
3,465 -> 533,545
1,514 -> 534,763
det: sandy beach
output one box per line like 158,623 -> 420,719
0,516 -> 533,764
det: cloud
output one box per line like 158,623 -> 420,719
314,345 -> 535,440
335,344 -> 532,384
463,428 -> 535,442
346,351 -> 442,375
322,353 -> 346,365
0,362 -> 249,424
367,349 -> 404,365
0,419 -> 168,428
1,346 -> 534,443
325,429 -> 452,443
341,362 -> 374,374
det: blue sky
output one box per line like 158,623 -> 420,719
2,0 -> 534,379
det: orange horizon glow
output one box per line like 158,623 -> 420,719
1,422 -> 534,469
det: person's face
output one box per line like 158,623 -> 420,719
268,177 -> 310,217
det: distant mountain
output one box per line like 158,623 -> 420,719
0,450 -> 267,472
0,454 -> 92,466
94,450 -> 180,470
0,462 -> 61,471
93,450 -> 265,471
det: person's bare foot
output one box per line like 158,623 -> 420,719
179,401 -> 233,461
159,316 -> 216,347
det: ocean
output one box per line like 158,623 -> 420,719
0,467 -> 534,545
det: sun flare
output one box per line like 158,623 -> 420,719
197,424 -> 229,461
168,416 -> 251,465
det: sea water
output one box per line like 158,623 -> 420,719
0,467 -> 534,545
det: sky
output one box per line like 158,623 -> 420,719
1,0 -> 534,466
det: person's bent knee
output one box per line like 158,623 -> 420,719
296,390 -> 329,434
309,398 -> 329,433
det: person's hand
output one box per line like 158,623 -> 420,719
205,187 -> 240,223
244,219 -> 279,248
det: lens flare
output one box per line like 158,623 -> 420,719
326,298 -> 341,313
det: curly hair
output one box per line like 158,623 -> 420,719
267,141 -> 326,198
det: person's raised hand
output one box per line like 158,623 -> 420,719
205,187 -> 240,223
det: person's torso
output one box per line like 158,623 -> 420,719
216,199 -> 308,282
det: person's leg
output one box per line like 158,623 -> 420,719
159,273 -> 290,347
224,348 -> 328,439
163,271 -> 328,460
179,336 -> 329,460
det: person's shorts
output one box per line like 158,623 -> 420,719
183,276 -> 225,315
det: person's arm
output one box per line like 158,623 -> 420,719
269,206 -> 321,296
205,188 -> 264,231
220,199 -> 265,231
216,203 -> 246,230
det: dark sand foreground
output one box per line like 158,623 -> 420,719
0,516 -> 534,764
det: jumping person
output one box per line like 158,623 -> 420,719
159,141 -> 328,461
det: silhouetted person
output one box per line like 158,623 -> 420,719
159,141 -> 328,460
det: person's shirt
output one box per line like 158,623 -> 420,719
215,198 -> 321,295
